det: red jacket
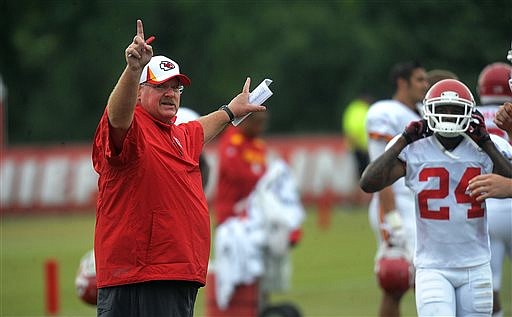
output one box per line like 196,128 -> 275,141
92,106 -> 210,288
214,126 -> 267,225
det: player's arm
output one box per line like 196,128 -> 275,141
360,136 -> 407,193
107,20 -> 153,152
361,119 -> 431,192
198,78 -> 266,143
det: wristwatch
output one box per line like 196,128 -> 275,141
219,105 -> 235,122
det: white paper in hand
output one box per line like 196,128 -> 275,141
232,79 -> 273,126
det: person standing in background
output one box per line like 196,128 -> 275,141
342,95 -> 373,177
212,110 -> 304,315
425,69 -> 459,89
341,95 -> 374,206
214,111 -> 269,226
365,61 -> 428,317
92,19 -> 266,317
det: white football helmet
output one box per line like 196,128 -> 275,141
423,79 -> 475,138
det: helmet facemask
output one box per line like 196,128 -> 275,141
423,91 -> 474,138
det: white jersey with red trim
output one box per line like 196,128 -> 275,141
399,136 -> 494,269
366,99 -> 422,247
477,104 -> 510,142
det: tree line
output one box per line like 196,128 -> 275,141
1,0 -> 510,144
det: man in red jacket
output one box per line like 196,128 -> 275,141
92,19 -> 265,317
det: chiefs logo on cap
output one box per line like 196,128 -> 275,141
160,61 -> 175,71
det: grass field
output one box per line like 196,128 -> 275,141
1,207 -> 510,316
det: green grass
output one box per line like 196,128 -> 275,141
1,208 -> 510,316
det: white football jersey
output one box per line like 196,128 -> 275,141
366,100 -> 421,245
399,136 -> 494,268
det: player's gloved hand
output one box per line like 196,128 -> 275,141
402,119 -> 432,144
382,210 -> 406,248
465,110 -> 491,146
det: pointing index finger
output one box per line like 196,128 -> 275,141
243,77 -> 251,93
136,19 -> 145,42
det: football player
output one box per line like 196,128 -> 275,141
361,79 -> 512,317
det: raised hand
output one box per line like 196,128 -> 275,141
465,110 -> 491,146
226,77 -> 266,118
125,20 -> 153,71
402,119 -> 432,144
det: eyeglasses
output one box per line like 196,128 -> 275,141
142,82 -> 184,94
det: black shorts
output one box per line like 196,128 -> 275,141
97,280 -> 200,317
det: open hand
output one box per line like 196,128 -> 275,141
226,77 -> 267,118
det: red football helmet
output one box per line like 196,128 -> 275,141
75,250 -> 97,305
375,247 -> 413,295
477,62 -> 512,104
423,79 -> 475,137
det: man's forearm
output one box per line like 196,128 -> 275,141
198,110 -> 231,143
107,66 -> 141,130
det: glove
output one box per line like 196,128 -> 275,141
382,210 -> 406,248
465,110 -> 491,146
402,119 -> 432,144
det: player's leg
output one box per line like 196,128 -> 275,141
456,263 -> 493,317
415,268 -> 456,317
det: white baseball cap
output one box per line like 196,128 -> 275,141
139,55 -> 191,86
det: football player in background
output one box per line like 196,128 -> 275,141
365,61 -> 429,317
214,111 -> 269,226
470,61 -> 512,317
426,69 -> 459,89
361,79 -> 512,317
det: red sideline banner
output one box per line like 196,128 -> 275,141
1,135 -> 359,214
